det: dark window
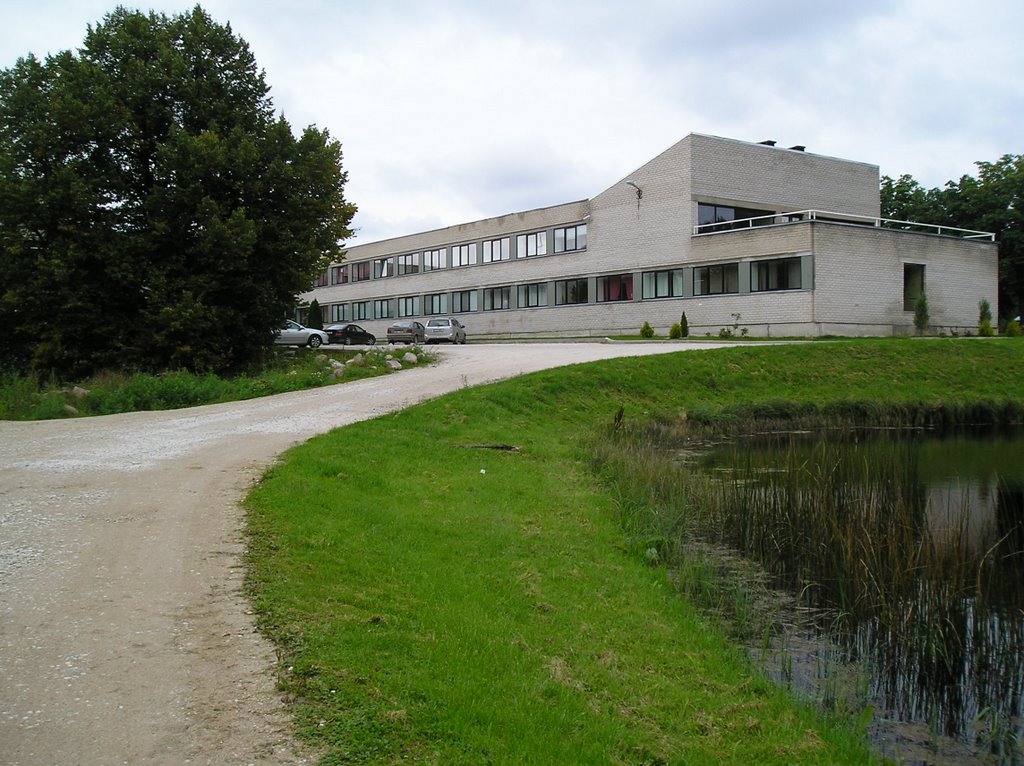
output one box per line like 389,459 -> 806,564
373,257 -> 393,279
752,257 -> 802,291
451,290 -> 478,313
483,286 -> 511,311
904,263 -> 925,311
374,299 -> 393,319
553,224 -> 587,253
518,283 -> 546,308
697,203 -> 772,232
555,278 -> 589,305
353,262 -> 371,282
597,274 -> 634,302
423,293 -> 446,315
693,263 -> 740,295
353,301 -> 370,320
397,254 -> 419,276
397,297 -> 417,317
330,303 -> 348,322
331,264 -> 348,285
313,269 -> 329,288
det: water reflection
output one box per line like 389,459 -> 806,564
695,430 -> 1024,765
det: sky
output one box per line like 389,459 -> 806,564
2,0 -> 1022,245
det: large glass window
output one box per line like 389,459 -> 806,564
397,254 -> 419,276
693,263 -> 739,296
373,257 -> 393,279
697,203 -> 772,232
353,301 -> 370,320
330,303 -> 348,322
752,257 -> 802,291
555,278 -> 589,306
597,274 -> 634,302
423,293 -> 446,315
424,248 -> 445,271
518,283 -> 547,308
642,269 -> 684,299
554,224 -> 587,253
516,231 -> 547,258
313,269 -> 329,288
397,296 -> 418,317
483,286 -> 511,311
451,243 -> 477,268
374,299 -> 393,319
903,263 -> 925,311
353,262 -> 371,282
331,264 -> 348,285
482,237 -> 510,263
451,289 -> 478,313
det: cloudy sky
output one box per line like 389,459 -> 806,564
2,0 -> 1022,244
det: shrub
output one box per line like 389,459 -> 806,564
640,322 -> 655,339
1006,320 -> 1022,337
306,298 -> 323,330
979,318 -> 995,337
913,293 -> 930,335
669,323 -> 682,339
979,298 -> 993,324
680,312 -> 689,337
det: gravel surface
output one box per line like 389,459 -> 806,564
0,341 -> 739,766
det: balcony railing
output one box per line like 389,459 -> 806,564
692,209 -> 995,241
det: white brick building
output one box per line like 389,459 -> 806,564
303,133 -> 997,339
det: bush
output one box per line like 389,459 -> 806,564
680,312 -> 689,337
640,322 -> 655,339
1006,320 -> 1022,337
669,323 -> 682,339
913,293 -> 930,335
979,318 -> 995,337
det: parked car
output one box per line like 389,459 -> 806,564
387,321 -> 426,344
275,319 -> 329,349
424,317 -> 467,344
324,323 -> 376,345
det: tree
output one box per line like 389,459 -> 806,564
913,293 -> 930,335
0,6 -> 355,378
306,298 -> 323,330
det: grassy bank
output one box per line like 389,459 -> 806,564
244,339 -> 1023,765
0,345 -> 430,420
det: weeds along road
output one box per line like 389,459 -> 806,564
0,341 -> 744,766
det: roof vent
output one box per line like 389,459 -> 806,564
758,140 -> 776,146
788,145 -> 806,151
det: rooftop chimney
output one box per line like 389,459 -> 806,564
788,145 -> 806,151
758,140 -> 777,146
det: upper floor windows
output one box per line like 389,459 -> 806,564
374,257 -> 393,279
424,248 -> 445,271
353,261 -> 371,282
482,237 -> 510,263
397,254 -> 419,276
752,257 -> 802,292
554,224 -> 587,253
452,243 -> 477,268
313,269 -> 329,288
693,263 -> 739,296
555,278 -> 589,306
697,203 -> 772,232
516,231 -> 547,258
331,264 -> 348,285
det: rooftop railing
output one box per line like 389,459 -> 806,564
692,209 -> 996,241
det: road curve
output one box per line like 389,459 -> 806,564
0,341 -> 741,766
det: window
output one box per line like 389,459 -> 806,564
330,303 -> 348,322
554,224 -> 587,253
397,296 -> 418,317
451,289 -> 478,313
373,257 -> 393,279
483,286 -> 511,311
451,243 -> 477,267
353,301 -> 370,320
374,299 -> 393,319
516,231 -> 547,258
903,263 -> 925,311
597,274 -> 633,302
555,278 -> 589,305
331,264 -> 348,285
423,293 -> 447,315
313,269 -> 329,288
397,254 -> 420,276
482,237 -> 510,263
693,263 -> 739,296
752,257 -> 802,291
518,283 -> 547,308
423,248 -> 445,271
697,203 -> 772,232
642,269 -> 684,299
353,262 -> 371,282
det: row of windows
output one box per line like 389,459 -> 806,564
314,224 -> 588,288
324,258 -> 802,321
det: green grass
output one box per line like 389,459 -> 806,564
0,345 -> 432,419
242,339 -> 1023,764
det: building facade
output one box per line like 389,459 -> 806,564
303,134 -> 997,339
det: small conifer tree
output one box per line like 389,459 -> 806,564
978,299 -> 995,336
913,293 -> 930,335
640,321 -> 655,338
669,322 -> 682,339
680,312 -> 689,337
307,298 -> 323,329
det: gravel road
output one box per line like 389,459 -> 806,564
0,341 -> 739,766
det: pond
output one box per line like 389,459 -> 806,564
691,429 -> 1024,765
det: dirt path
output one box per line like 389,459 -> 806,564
0,342 -> 737,765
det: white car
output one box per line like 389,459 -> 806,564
275,320 -> 329,349
425,317 -> 467,344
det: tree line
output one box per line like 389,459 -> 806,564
881,156 -> 1023,325
0,6 -> 355,380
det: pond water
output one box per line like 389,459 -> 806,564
693,429 -> 1024,765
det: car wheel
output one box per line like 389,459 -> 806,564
368,336 -> 376,345
308,335 -> 323,349
344,337 -> 351,346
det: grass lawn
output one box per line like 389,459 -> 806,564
245,338 -> 1024,765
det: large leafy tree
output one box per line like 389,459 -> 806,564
881,156 -> 1024,323
0,6 -> 355,378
